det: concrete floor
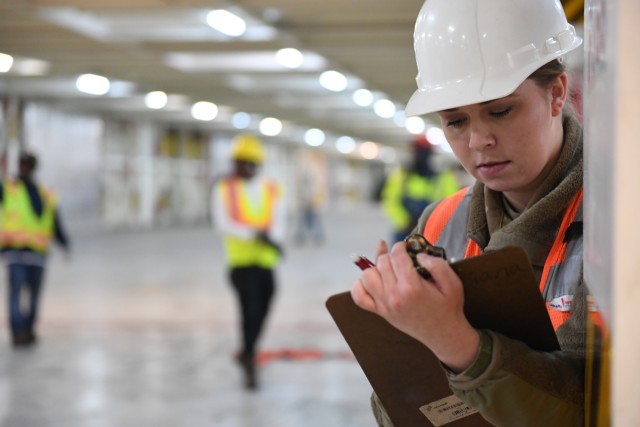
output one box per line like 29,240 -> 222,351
0,203 -> 389,427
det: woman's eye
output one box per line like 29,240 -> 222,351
446,118 -> 466,128
491,106 -> 512,118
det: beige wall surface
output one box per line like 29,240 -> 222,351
585,0 -> 640,425
612,0 -> 640,425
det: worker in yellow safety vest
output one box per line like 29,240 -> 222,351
211,134 -> 285,390
381,134 -> 459,244
1,152 -> 71,347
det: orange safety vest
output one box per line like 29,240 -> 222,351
220,177 -> 277,229
423,186 -> 584,330
218,177 -> 280,268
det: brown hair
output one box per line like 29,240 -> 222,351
528,59 -> 576,117
528,59 -> 566,88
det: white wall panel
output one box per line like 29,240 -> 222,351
585,0 -> 640,424
23,103 -> 103,234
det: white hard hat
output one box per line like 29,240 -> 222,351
405,0 -> 583,117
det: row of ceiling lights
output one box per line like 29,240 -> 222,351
0,8 -> 451,161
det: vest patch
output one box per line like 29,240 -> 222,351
548,295 -> 574,312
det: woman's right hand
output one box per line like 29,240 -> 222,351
351,240 -> 480,373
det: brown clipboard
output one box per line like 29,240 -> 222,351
326,246 -> 560,427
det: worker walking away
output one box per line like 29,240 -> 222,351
211,134 -> 286,390
1,151 -> 71,347
381,135 -> 458,244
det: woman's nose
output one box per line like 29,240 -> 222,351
468,123 -> 496,150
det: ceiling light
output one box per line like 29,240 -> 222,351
304,128 -> 325,147
276,48 -> 304,69
11,58 -> 49,76
352,89 -> 373,107
166,51 -> 325,73
393,111 -> 406,127
259,117 -> 282,136
0,53 -> 13,72
359,141 -> 379,160
206,10 -> 246,37
232,112 -> 251,129
145,91 -> 168,109
405,116 -> 426,134
319,70 -> 348,92
76,73 -> 110,95
425,127 -> 443,146
335,136 -> 356,154
191,101 -> 218,121
373,99 -> 396,118
426,127 -> 453,153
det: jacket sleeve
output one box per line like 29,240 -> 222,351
447,281 -> 587,427
267,182 -> 286,244
53,208 -> 71,251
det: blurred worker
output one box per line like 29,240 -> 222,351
380,135 -> 459,243
1,151 -> 71,347
293,164 -> 325,246
211,134 -> 286,390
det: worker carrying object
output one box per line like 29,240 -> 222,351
211,134 -> 286,390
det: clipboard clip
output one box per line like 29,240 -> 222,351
352,234 -> 447,281
404,234 -> 447,280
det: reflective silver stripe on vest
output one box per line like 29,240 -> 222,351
542,201 -> 583,312
432,190 -> 583,313
434,187 -> 473,261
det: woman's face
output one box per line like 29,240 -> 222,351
437,74 -> 567,211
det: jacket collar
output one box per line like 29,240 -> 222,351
467,115 -> 583,267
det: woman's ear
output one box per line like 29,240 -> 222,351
550,72 -> 568,117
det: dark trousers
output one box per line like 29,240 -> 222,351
230,266 -> 275,358
7,263 -> 45,339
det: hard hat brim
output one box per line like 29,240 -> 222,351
406,40 -> 583,117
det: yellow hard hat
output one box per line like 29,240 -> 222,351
231,134 -> 264,164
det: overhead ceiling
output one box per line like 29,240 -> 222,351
0,0 -> 585,150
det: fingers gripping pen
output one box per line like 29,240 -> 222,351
352,234 -> 447,280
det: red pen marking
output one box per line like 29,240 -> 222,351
351,254 -> 375,270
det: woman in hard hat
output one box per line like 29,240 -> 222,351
351,0 -> 586,425
212,134 -> 286,390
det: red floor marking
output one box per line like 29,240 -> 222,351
255,348 -> 354,365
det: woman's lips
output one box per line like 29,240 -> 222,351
476,161 -> 510,178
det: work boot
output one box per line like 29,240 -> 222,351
235,353 -> 257,390
27,328 -> 38,345
11,329 -> 33,347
